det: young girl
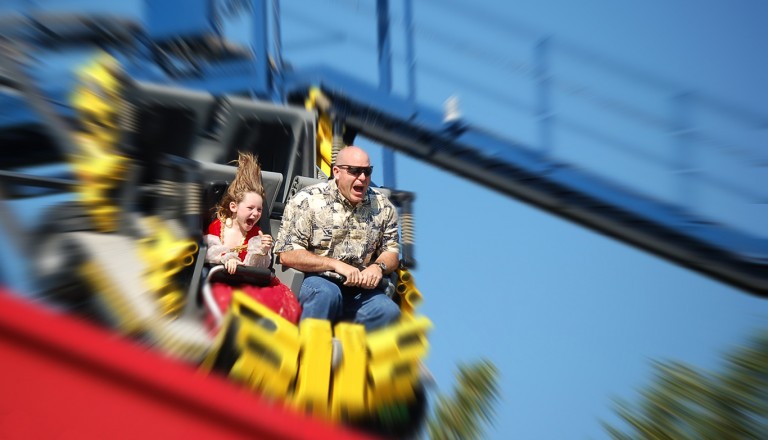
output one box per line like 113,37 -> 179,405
204,152 -> 300,331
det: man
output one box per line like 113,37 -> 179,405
274,146 -> 401,331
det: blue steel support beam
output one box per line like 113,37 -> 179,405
377,0 -> 396,189
404,0 -> 417,104
282,67 -> 768,296
251,0 -> 270,99
271,0 -> 284,102
377,0 -> 393,93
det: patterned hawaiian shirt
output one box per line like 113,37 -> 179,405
274,179 -> 400,268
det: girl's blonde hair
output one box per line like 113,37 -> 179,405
215,151 -> 265,221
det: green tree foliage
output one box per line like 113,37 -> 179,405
604,329 -> 768,439
425,358 -> 500,440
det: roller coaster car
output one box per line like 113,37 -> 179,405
195,175 -> 431,438
2,56 -> 432,438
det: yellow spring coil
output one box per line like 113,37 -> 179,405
71,52 -> 123,150
70,52 -> 129,233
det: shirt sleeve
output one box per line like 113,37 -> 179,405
380,199 -> 401,255
204,218 -> 238,264
274,191 -> 312,254
243,235 -> 272,268
205,234 -> 239,264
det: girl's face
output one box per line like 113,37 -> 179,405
229,191 -> 264,232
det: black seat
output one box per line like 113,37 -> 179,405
182,165 -> 283,317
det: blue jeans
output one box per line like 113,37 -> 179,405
298,275 -> 400,331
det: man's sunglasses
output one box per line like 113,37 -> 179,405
336,164 -> 374,177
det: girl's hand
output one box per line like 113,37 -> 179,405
258,230 -> 273,254
224,257 -> 241,274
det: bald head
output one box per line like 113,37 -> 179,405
333,145 -> 372,205
335,145 -> 369,166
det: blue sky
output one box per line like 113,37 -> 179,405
9,1 -> 768,439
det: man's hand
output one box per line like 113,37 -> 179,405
360,264 -> 383,290
334,263 -> 382,289
335,262 -> 363,287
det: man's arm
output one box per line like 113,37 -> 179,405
374,198 -> 401,276
279,249 -> 364,285
278,249 -> 340,273
371,251 -> 399,276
